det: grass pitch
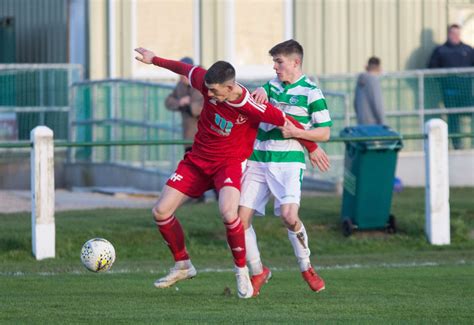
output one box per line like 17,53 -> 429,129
0,188 -> 473,323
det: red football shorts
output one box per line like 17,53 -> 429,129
166,153 -> 244,198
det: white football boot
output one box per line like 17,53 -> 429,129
154,260 -> 197,288
235,266 -> 254,298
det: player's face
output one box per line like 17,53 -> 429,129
205,82 -> 232,102
272,54 -> 300,84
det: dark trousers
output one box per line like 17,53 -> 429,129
442,78 -> 473,149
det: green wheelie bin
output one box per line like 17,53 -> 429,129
340,125 -> 403,236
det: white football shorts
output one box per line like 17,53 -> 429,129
240,165 -> 303,217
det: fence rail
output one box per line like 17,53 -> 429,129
1,65 -> 473,181
0,64 -> 83,141
3,133 -> 474,149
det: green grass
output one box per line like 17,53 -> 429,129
0,188 -> 473,323
1,266 -> 473,323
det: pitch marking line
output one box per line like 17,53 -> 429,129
0,260 -> 470,277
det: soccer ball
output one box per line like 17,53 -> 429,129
80,238 -> 116,272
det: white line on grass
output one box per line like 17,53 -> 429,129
0,259 -> 470,277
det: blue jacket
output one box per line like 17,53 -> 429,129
428,41 -> 474,68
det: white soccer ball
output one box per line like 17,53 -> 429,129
80,238 -> 116,272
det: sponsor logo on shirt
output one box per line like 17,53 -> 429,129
211,113 -> 233,136
210,125 -> 231,136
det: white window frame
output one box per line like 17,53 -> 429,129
227,0 -> 294,80
130,0 -> 201,80
108,0 -> 117,78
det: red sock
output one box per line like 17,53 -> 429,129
156,215 -> 189,261
224,217 -> 246,268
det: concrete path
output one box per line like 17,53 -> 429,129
0,189 -> 158,213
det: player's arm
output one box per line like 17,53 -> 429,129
260,103 -> 329,170
134,47 -> 206,92
279,123 -> 331,142
282,115 -> 318,151
280,92 -> 332,142
256,100 -> 318,152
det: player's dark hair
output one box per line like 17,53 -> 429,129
204,61 -> 235,84
367,56 -> 381,67
269,39 -> 304,61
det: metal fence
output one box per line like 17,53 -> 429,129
68,80 -> 350,175
0,64 -> 83,140
68,69 -> 473,180
69,79 -> 182,171
1,66 -> 473,187
317,67 -> 474,151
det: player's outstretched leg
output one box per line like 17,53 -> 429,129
152,186 -> 196,288
245,225 -> 272,296
287,223 -> 325,292
153,209 -> 196,288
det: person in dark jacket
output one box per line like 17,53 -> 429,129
354,57 -> 385,125
428,24 -> 474,149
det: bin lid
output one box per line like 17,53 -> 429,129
339,125 -> 403,150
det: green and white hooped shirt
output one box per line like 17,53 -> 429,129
248,75 -> 332,169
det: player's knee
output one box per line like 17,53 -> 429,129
220,206 -> 237,222
152,204 -> 169,221
281,213 -> 300,231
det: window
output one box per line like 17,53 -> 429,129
131,0 -> 200,79
230,0 -> 293,80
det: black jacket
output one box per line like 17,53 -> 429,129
428,41 -> 474,68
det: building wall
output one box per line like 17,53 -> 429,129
89,0 -> 473,80
294,0 -> 456,75
88,0 -> 108,79
0,0 -> 69,63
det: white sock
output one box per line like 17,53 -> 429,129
175,259 -> 192,269
287,224 -> 311,272
245,226 -> 263,275
234,265 -> 249,274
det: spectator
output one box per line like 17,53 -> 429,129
165,57 -> 204,152
428,24 -> 474,149
354,57 -> 385,125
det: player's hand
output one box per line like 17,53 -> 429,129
251,87 -> 268,104
309,147 -> 330,172
279,119 -> 301,138
134,47 -> 155,64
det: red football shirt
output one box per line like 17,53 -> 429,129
152,57 -> 286,161
188,66 -> 289,160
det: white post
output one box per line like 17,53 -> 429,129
31,126 -> 56,259
424,119 -> 450,245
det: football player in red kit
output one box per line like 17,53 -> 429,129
135,47 -> 325,298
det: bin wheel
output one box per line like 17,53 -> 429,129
342,218 -> 353,237
386,214 -> 397,234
